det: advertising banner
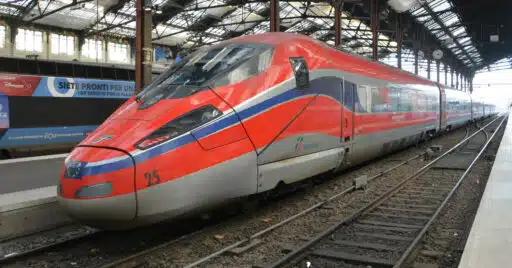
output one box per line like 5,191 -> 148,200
0,95 -> 9,129
0,74 -> 41,96
0,74 -> 135,99
0,125 -> 96,148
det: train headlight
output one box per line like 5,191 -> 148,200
75,182 -> 113,199
135,105 -> 222,150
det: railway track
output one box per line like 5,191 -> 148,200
96,118 -> 499,268
0,225 -> 100,264
0,117 -> 497,268
265,115 -> 507,268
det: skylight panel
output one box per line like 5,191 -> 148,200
0,6 -> 18,15
311,30 -> 331,39
416,16 -> 431,23
412,7 -> 427,16
451,27 -> 465,36
206,27 -> 226,36
440,13 -> 458,26
430,0 -> 451,12
343,30 -> 356,38
425,20 -> 440,29
279,3 -> 300,18
245,2 -> 267,14
459,39 -> 471,46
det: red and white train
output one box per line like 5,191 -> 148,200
57,33 -> 496,229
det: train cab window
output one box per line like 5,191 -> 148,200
137,43 -> 273,107
355,86 -> 369,113
214,48 -> 274,88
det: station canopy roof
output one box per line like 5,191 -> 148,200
0,0 -> 510,73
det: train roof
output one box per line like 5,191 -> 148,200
222,33 -> 441,87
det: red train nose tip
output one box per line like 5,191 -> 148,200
58,147 -> 137,228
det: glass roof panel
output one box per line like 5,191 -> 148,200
409,0 -> 482,68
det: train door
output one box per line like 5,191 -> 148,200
342,79 -> 355,143
439,86 -> 447,131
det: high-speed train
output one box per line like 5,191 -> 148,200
57,32 -> 497,229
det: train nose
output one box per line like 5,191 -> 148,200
58,147 -> 137,229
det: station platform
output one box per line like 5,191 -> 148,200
458,113 -> 512,268
0,154 -> 70,240
0,153 -> 66,194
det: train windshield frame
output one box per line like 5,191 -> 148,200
137,42 -> 274,107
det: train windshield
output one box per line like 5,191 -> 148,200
137,43 -> 273,107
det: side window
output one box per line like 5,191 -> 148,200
355,85 -> 369,113
371,87 -> 391,113
343,81 -> 355,110
417,92 -> 427,112
389,87 -> 400,112
289,57 -> 309,89
398,90 -> 412,112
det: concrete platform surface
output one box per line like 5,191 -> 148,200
458,114 -> 512,268
0,185 -> 70,240
0,153 -> 67,194
0,185 -> 57,212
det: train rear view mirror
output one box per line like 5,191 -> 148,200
289,57 -> 310,89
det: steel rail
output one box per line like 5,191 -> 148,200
0,228 -> 101,264
393,114 -> 507,267
267,115 -> 502,268
182,118 -> 496,268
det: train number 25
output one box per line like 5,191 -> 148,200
144,170 -> 161,187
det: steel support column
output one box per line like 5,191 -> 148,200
444,64 -> 448,86
436,61 -> 440,84
414,50 -> 419,75
270,0 -> 280,32
427,58 -> 431,80
451,69 -> 454,87
135,0 -> 153,93
334,1 -> 344,47
371,0 -> 379,61
456,72 -> 459,90
396,13 -> 403,69
462,74 -> 465,91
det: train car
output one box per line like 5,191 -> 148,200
57,32 -> 479,229
483,103 -> 497,117
471,98 -> 485,120
0,57 -> 164,158
442,87 -> 472,130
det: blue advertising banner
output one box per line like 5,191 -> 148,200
0,95 -> 9,129
0,125 -> 97,148
32,77 -> 135,98
155,47 -> 169,62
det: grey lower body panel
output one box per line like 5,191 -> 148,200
57,193 -> 136,229
134,152 -> 258,222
